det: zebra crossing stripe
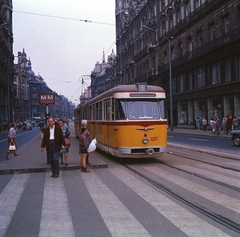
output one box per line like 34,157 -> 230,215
110,168 -> 231,237
0,174 -> 30,236
81,170 -> 151,237
39,173 -> 75,237
145,166 -> 240,213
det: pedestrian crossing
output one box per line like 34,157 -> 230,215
0,168 -> 236,237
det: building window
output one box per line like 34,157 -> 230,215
176,9 -> 181,24
224,58 -> 231,82
211,62 -> 221,85
179,74 -> 186,92
178,41 -> 183,57
209,24 -> 215,41
197,31 -> 202,47
161,0 -> 165,11
188,72 -> 193,90
222,15 -> 229,34
187,37 -> 192,58
185,2 -> 191,17
172,77 -> 176,94
235,54 -> 240,80
196,0 -> 201,9
194,67 -> 205,88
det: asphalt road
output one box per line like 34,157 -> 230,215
167,132 -> 240,156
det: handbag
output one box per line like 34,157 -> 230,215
64,137 -> 71,147
9,143 -> 16,152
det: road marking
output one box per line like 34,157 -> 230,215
81,170 -> 151,237
188,164 -> 240,188
145,166 -> 240,213
189,138 -> 209,141
39,173 -> 75,237
0,174 -> 30,236
110,168 -> 231,237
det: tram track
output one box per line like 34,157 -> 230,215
120,162 -> 240,235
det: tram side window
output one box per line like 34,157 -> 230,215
116,100 -> 127,120
99,101 -> 102,120
112,98 -> 114,120
160,100 -> 165,118
88,105 -> 92,120
93,104 -> 96,120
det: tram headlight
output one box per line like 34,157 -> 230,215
142,137 -> 148,144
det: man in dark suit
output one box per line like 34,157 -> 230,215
40,118 -> 65,178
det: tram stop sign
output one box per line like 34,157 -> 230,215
39,93 -> 55,104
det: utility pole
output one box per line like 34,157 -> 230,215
18,52 -> 23,122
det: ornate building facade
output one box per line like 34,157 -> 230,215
90,49 -> 117,98
115,0 -> 240,126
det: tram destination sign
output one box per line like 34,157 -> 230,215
39,93 -> 55,104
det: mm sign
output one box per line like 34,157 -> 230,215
39,93 -> 55,104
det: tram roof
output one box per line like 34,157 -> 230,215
87,84 -> 165,105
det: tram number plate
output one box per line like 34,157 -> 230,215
151,137 -> 158,141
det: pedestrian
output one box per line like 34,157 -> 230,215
216,116 -> 221,135
40,118 -> 65,178
221,118 -> 226,134
79,127 -> 91,172
196,117 -> 200,130
202,118 -> 207,131
212,117 -> 217,134
232,115 -> 239,130
226,115 -> 232,135
5,122 -> 18,159
59,119 -> 70,166
80,119 -> 92,165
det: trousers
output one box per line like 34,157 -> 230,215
47,140 -> 60,175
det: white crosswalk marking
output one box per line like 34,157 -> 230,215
110,168 -> 231,237
145,166 -> 240,213
0,174 -> 30,236
178,164 -> 240,188
81,170 -> 151,237
39,173 -> 75,237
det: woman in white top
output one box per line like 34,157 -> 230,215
5,122 -> 18,159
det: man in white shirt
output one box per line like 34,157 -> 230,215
40,118 -> 65,178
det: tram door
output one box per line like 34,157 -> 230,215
104,99 -> 111,153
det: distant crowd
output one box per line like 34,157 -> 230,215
194,115 -> 240,135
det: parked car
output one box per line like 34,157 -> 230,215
23,122 -> 32,130
231,130 -> 240,146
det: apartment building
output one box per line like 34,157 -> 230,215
116,0 -> 240,126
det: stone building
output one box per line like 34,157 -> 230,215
14,49 -> 74,122
0,0 -> 14,126
115,0 -> 240,126
90,49 -> 117,98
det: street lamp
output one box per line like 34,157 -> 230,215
143,25 -> 173,131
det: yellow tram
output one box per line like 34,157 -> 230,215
74,83 -> 167,158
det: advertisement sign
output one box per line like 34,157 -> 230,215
39,93 -> 55,104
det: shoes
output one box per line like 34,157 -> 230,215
61,162 -> 64,165
83,169 -> 91,172
54,174 -> 59,178
65,163 -> 68,166
14,154 -> 18,156
81,167 -> 91,172
4,155 -> 8,159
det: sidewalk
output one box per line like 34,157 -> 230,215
0,133 -> 108,175
168,127 -> 232,138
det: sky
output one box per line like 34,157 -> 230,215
13,0 -> 116,104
